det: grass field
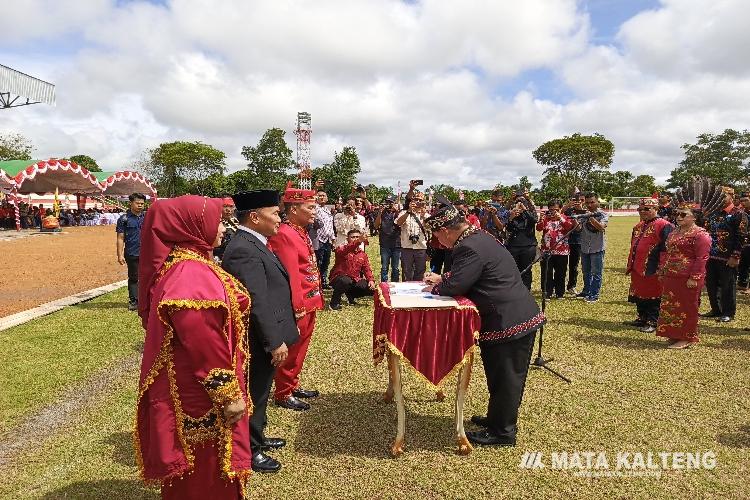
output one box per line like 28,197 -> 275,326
1,217 -> 748,499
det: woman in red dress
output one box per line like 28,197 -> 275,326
135,195 -> 252,498
656,204 -> 711,349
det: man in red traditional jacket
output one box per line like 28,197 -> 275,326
328,229 -> 375,310
268,183 -> 324,411
626,197 -> 673,332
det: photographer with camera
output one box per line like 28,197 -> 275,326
562,193 -> 586,295
574,192 -> 609,303
374,195 -> 402,282
333,197 -> 367,248
395,191 -> 429,281
505,191 -> 538,290
536,199 -> 576,299
480,190 -> 508,241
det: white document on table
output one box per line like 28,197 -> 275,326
387,282 -> 459,309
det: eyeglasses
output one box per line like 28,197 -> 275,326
675,212 -> 692,218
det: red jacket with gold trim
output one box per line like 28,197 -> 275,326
627,217 -> 673,277
268,222 -> 324,316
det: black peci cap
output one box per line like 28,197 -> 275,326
232,190 -> 280,211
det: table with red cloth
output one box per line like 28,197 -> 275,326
372,282 -> 480,456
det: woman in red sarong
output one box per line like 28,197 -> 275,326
135,195 -> 252,498
656,204 -> 711,349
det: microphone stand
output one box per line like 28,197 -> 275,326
520,230 -> 572,384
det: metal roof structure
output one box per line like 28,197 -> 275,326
0,64 -> 56,109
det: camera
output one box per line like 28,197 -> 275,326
569,212 -> 604,221
409,234 -> 420,244
412,179 -> 424,186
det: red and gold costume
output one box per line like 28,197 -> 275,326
627,215 -> 673,300
135,196 -> 252,499
268,185 -> 324,400
656,225 -> 711,342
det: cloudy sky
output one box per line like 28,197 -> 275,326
1,0 -> 748,190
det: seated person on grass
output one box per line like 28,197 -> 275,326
328,229 -> 375,310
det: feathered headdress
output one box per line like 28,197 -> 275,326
675,177 -> 725,217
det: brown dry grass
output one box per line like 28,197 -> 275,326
0,226 -> 126,316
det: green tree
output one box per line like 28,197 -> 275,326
627,174 -> 657,197
667,129 -> 750,188
362,183 -> 394,203
142,141 -> 226,198
312,146 -> 361,201
538,172 -> 570,204
241,128 -> 294,191
532,133 -> 615,195
0,132 -> 33,161
427,184 -> 459,202
67,154 -> 101,172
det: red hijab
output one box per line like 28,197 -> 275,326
137,195 -> 222,328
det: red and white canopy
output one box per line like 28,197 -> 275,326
0,170 -> 14,190
99,170 -> 157,197
13,159 -> 101,195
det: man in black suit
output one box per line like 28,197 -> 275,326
222,190 -> 300,473
423,200 -> 544,448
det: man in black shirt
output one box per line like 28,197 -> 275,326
505,192 -> 538,290
562,193 -> 586,294
423,201 -> 544,447
374,196 -> 402,282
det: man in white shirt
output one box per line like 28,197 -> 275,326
313,190 -> 336,289
333,197 -> 366,248
395,192 -> 429,281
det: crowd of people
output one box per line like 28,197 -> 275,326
126,176 -> 749,498
0,199 -> 124,229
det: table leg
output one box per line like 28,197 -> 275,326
383,369 -> 394,403
455,352 -> 474,456
387,351 -> 405,457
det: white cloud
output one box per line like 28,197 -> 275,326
1,0 -> 749,191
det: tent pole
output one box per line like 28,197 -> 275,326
12,186 -> 21,231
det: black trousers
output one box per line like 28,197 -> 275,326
508,246 -> 535,290
480,330 -> 537,441
567,244 -> 581,290
737,245 -> 750,287
124,255 -> 139,305
635,298 -> 661,324
315,242 -> 332,287
248,335 -> 275,450
330,276 -> 373,307
540,254 -> 567,298
706,259 -> 737,317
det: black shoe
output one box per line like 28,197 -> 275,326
717,316 -> 733,323
470,415 -> 489,427
251,451 -> 281,473
292,388 -> 319,399
128,302 -> 138,311
639,324 -> 656,333
700,312 -> 721,318
328,303 -> 342,311
275,396 -> 310,411
624,319 -> 646,327
261,437 -> 286,450
466,430 -> 516,447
